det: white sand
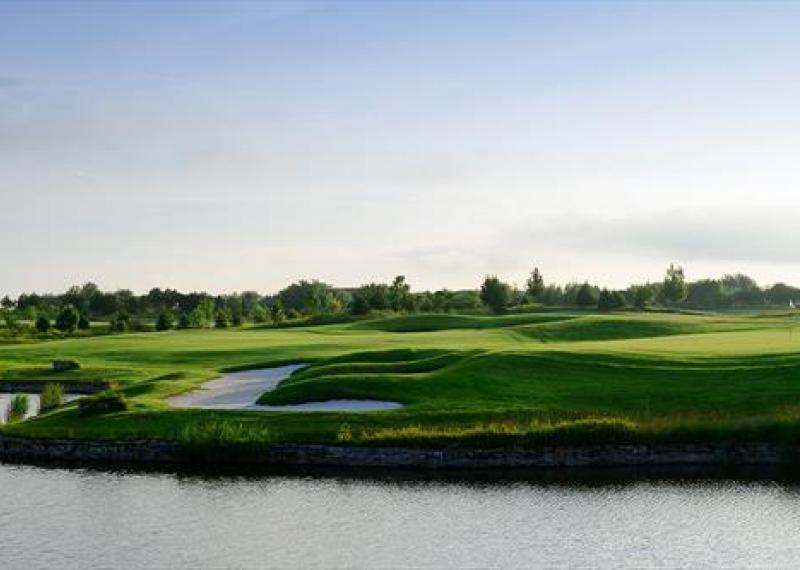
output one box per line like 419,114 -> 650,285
169,364 -> 403,412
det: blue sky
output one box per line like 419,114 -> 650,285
2,1 -> 800,294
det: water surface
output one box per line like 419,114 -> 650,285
1,463 -> 800,568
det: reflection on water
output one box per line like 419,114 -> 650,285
1,462 -> 800,568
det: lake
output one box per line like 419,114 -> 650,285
1,463 -> 800,568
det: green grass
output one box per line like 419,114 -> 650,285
2,310 -> 800,449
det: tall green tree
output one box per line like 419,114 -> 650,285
252,304 -> 268,324
214,307 -> 231,328
575,283 -> 598,307
662,264 -> 688,304
188,297 -> 215,328
389,275 -> 413,312
628,284 -> 655,309
480,276 -> 512,314
525,267 -> 545,301
597,289 -> 626,312
270,300 -> 285,324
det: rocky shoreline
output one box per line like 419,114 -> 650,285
0,435 -> 797,470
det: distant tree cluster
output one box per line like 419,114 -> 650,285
2,264 -> 799,340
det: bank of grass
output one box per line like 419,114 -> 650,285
2,310 -> 800,450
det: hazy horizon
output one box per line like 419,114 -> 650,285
3,1 -> 800,296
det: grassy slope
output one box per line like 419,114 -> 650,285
2,310 -> 800,448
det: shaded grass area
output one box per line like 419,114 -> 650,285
2,310 -> 800,450
0,365 -> 139,387
351,312 -> 574,332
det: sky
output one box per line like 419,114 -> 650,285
2,1 -> 800,295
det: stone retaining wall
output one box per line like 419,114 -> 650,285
0,382 -> 108,394
265,442 -> 794,468
0,435 -> 797,469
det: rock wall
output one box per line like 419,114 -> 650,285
0,382 -> 108,394
0,436 -> 180,464
265,442 -> 795,468
0,435 -> 797,469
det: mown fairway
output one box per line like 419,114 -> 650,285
3,310 -> 800,447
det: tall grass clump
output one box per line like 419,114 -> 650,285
336,423 -> 353,442
39,383 -> 64,413
5,394 -> 29,423
357,417 -> 640,448
177,419 -> 272,448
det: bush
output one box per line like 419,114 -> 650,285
177,313 -> 191,329
40,383 -> 64,413
214,308 -> 231,328
5,393 -> 29,423
55,304 -> 80,333
78,391 -> 128,416
270,301 -> 285,324
35,316 -> 51,333
156,309 -> 175,331
110,313 -> 129,332
52,359 -> 80,372
252,304 -> 268,324
77,314 -> 91,330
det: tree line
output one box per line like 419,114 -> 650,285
1,265 -> 798,337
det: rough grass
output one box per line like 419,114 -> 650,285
2,310 -> 800,448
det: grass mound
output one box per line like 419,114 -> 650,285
258,348 -> 471,405
512,314 -> 747,343
78,391 -> 128,416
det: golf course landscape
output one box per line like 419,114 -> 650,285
3,308 -> 800,459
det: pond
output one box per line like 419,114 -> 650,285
1,462 -> 800,568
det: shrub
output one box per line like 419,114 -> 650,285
54,304 -> 80,333
156,309 -> 175,331
177,313 -> 191,329
252,304 -> 268,324
110,313 -> 129,332
5,393 -> 29,423
77,314 -> 91,330
35,315 -> 51,333
40,383 -> 64,413
78,391 -> 128,416
214,308 -> 231,328
270,301 -> 285,324
52,359 -> 80,372
350,294 -> 370,316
